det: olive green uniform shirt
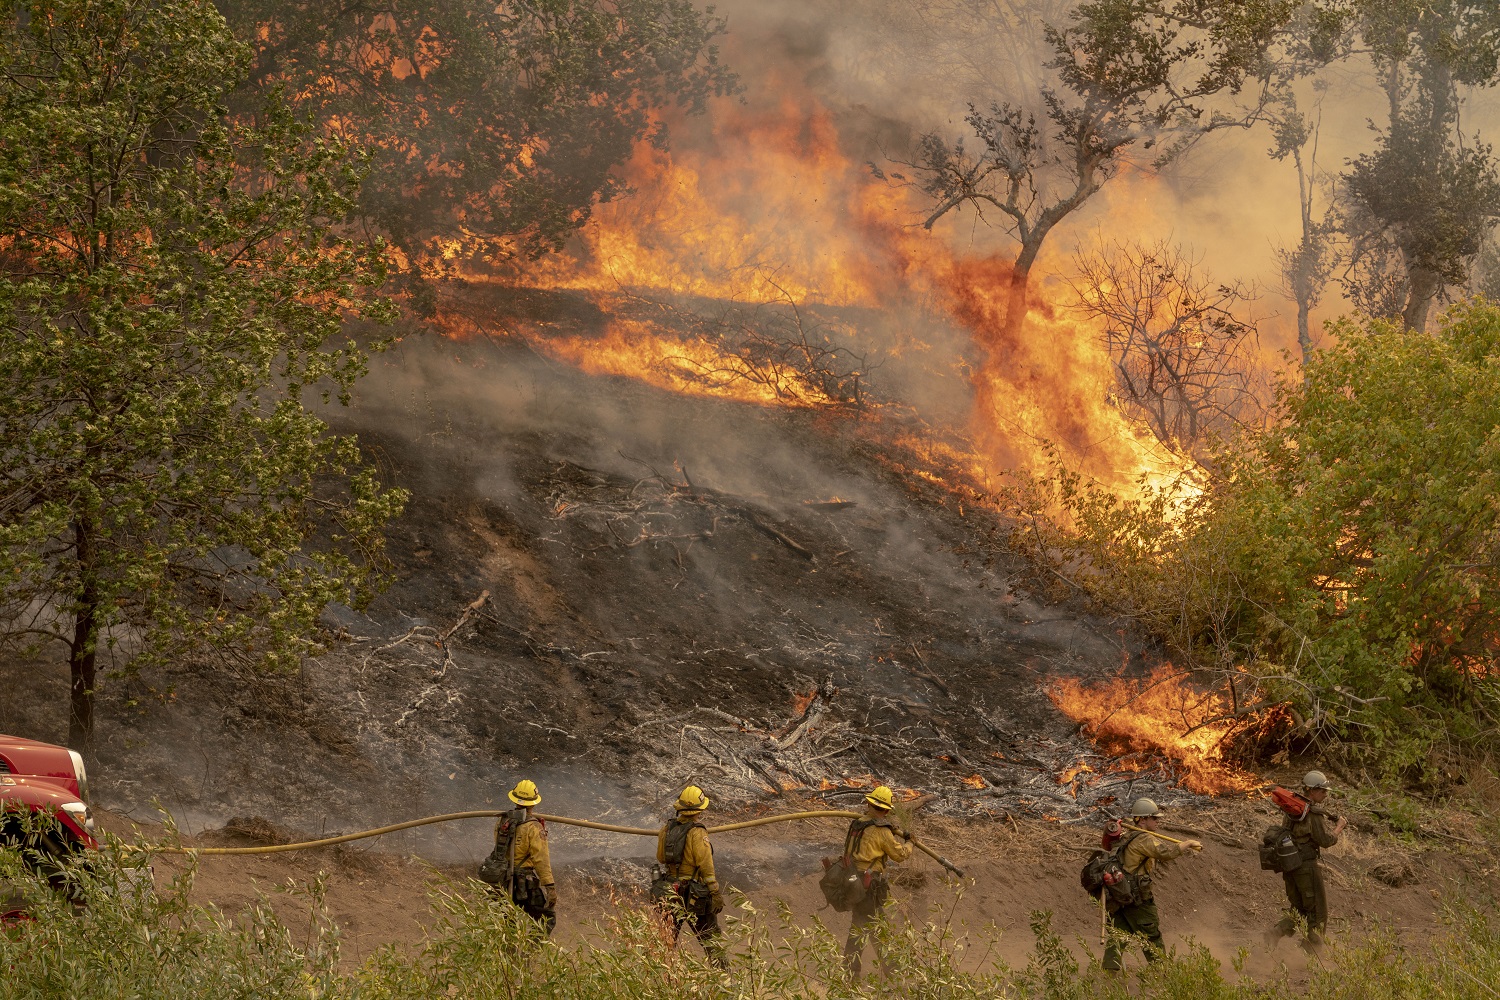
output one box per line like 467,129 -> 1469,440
1289,805 -> 1340,859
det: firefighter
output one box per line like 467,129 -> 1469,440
500,779 -> 557,935
1267,770 -> 1346,953
656,784 -> 728,968
842,785 -> 913,979
1102,798 -> 1202,973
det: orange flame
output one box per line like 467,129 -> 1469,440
1048,666 -> 1261,795
458,72 -> 1192,494
1058,764 -> 1094,785
960,774 -> 987,789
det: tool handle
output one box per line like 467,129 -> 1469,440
1120,822 -> 1202,850
1099,886 -> 1108,949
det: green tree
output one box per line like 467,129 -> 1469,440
1216,302 -> 1500,760
1019,302 -> 1500,771
0,0 -> 406,748
907,0 -> 1295,426
216,0 -> 738,296
1326,1 -> 1500,330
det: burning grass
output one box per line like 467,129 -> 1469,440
1047,665 -> 1264,796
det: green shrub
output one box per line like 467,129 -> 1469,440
1006,301 -> 1500,776
3,843 -> 1500,999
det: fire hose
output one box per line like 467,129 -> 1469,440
135,809 -> 968,877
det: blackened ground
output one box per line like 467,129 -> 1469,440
4,294 -> 1166,854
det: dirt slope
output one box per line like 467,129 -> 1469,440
14,290 -> 1460,983
4,320 -> 1166,842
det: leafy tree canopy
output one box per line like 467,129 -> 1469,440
1015,302 -> 1500,772
1309,1 -> 1500,328
0,0 -> 407,744
217,0 -> 739,291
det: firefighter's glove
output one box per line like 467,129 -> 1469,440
543,884 -> 558,908
1182,840 -> 1204,853
709,890 -> 725,914
900,829 -> 912,842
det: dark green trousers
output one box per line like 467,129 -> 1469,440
1274,863 -> 1328,946
1103,900 -> 1164,971
844,876 -> 892,978
670,904 -> 728,968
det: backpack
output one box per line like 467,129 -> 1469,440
1079,832 -> 1146,907
1259,819 -> 1303,874
651,818 -> 710,913
819,819 -> 877,912
478,808 -> 527,889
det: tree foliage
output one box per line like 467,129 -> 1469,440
1015,302 -> 1500,772
0,0 -> 407,744
217,0 -> 738,292
1317,1 -> 1500,329
908,0 -> 1295,353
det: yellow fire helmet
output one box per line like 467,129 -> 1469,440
1129,797 -> 1161,818
675,784 -> 710,813
865,785 -> 896,811
508,779 -> 542,807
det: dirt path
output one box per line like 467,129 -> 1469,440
98,799 -> 1481,978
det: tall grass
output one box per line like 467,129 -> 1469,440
2,842 -> 1497,999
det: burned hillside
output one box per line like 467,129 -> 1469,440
0,282 -> 1272,856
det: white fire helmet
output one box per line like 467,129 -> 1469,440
1129,797 -> 1161,818
1302,770 -> 1332,791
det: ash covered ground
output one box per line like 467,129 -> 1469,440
3,287 -> 1193,862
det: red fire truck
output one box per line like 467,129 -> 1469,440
0,734 -> 98,922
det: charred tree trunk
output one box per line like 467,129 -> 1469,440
1293,148 -> 1317,366
67,517 -> 99,751
972,253 -> 1035,435
1004,260 -> 1032,342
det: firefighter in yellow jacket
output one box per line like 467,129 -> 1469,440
1103,798 -> 1202,972
656,785 -> 728,967
842,785 -> 913,978
499,779 -> 557,934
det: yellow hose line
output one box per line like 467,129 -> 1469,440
132,808 -> 966,876
147,811 -> 513,855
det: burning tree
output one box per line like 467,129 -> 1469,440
1013,302 -> 1500,773
907,1 -> 1296,359
0,0 -> 406,747
218,0 -> 739,295
1070,239 -> 1262,456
